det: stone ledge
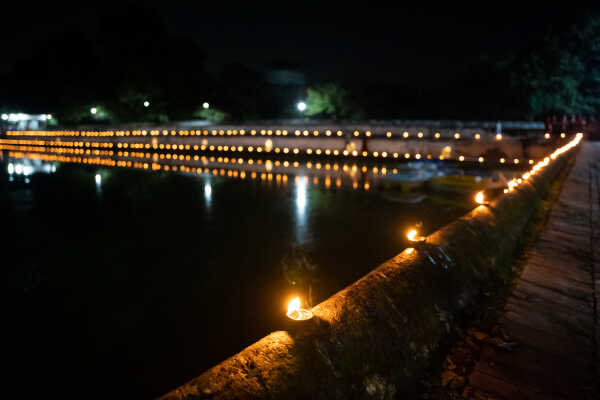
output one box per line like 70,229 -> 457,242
159,153 -> 573,400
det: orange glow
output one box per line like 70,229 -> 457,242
407,228 -> 425,242
286,297 -> 312,321
475,191 -> 485,205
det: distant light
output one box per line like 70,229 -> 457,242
297,101 -> 306,112
7,163 -> 14,174
8,113 -> 28,121
46,114 -> 52,119
23,165 -> 33,176
90,107 -> 97,115
1,114 -> 7,120
143,101 -> 150,108
95,174 -> 102,185
15,164 -> 23,175
496,133 -> 502,140
202,102 -> 210,109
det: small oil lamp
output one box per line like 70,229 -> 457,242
286,297 -> 313,321
407,228 -> 426,243
475,191 -> 489,205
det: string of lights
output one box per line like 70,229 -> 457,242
0,135 -> 569,165
3,133 -> 583,195
501,133 -> 583,194
6,129 -> 569,139
405,133 -> 584,243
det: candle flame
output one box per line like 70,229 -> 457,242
407,229 -> 425,242
288,297 -> 300,314
407,229 -> 417,241
286,297 -> 313,321
475,191 -> 485,205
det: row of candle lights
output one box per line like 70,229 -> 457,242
6,129 -> 570,140
0,138 -> 547,165
0,144 -> 538,185
406,133 -> 584,244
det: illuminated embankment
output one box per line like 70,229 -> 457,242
157,136 -> 582,399
3,126 -> 570,163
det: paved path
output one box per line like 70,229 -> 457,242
469,141 -> 600,399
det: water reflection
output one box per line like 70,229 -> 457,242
1,148 -> 482,399
204,181 -> 212,211
295,176 -> 308,244
95,173 -> 103,198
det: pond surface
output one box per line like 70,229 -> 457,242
2,151 -> 484,399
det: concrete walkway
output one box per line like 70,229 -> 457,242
469,141 -> 600,399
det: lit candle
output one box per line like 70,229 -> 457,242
475,191 -> 488,205
286,297 -> 312,321
407,228 -> 425,242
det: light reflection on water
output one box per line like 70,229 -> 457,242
1,149 -> 507,399
295,176 -> 308,244
204,181 -> 212,211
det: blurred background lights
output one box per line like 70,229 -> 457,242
297,101 -> 307,111
90,107 -> 98,115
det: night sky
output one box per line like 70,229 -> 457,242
1,3 -> 597,114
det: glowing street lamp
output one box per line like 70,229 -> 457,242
143,101 -> 150,108
297,101 -> 307,112
286,297 -> 312,321
90,107 -> 98,115
202,102 -> 210,109
1,113 -> 8,121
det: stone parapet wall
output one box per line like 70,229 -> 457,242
158,144 -> 575,399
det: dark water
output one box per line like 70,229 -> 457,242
2,154 -> 475,399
